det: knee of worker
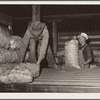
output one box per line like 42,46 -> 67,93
29,39 -> 36,48
29,44 -> 36,51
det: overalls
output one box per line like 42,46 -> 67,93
29,26 -> 57,67
79,44 -> 93,68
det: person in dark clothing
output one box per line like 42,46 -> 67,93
77,32 -> 93,68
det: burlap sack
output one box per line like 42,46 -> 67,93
0,48 -> 19,64
0,26 -> 22,50
0,64 -> 14,83
0,63 -> 39,83
0,64 -> 13,75
0,28 -> 11,49
9,36 -> 22,50
65,40 -> 80,69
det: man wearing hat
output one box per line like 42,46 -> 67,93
77,32 -> 93,68
19,21 -> 58,71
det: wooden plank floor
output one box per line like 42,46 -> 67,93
33,67 -> 100,86
1,67 -> 100,92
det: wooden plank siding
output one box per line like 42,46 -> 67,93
58,32 -> 100,51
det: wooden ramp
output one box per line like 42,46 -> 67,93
1,67 -> 100,92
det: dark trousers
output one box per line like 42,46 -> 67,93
29,39 -> 56,67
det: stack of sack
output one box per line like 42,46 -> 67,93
0,48 -> 19,63
0,26 -> 22,50
0,26 -> 39,84
0,27 -> 21,63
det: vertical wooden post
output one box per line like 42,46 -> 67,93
52,21 -> 57,55
29,5 -> 40,63
32,5 -> 40,21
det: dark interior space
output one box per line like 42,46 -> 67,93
0,5 -> 32,37
0,5 -> 100,36
0,5 -> 100,62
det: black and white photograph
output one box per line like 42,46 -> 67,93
0,2 -> 100,96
